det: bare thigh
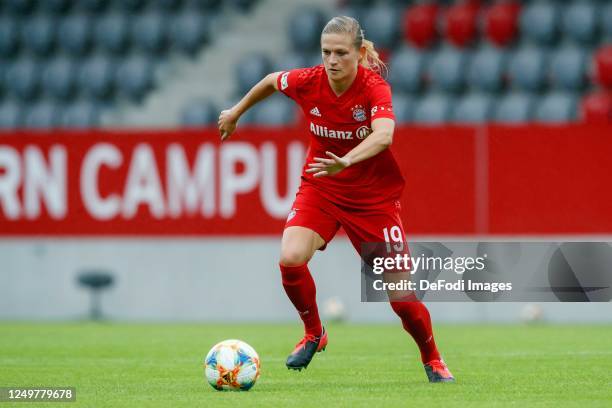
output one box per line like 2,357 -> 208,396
279,226 -> 326,266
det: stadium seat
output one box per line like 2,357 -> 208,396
153,0 -> 183,11
289,8 -> 326,51
413,94 -> 453,124
40,0 -> 72,14
0,17 -> 20,57
170,12 -> 209,55
604,4 -> 612,41
253,95 -> 296,125
444,2 -> 480,48
388,47 -> 428,93
549,46 -> 587,91
115,56 -> 154,101
273,53 -> 308,73
483,1 -> 520,47
520,1 -> 560,45
61,102 -> 102,128
428,47 -> 468,93
181,99 -> 217,126
116,0 -> 146,12
78,0 -> 109,12
304,51 -> 323,69
361,5 -> 399,51
185,0 -> 222,11
41,57 -> 77,100
58,14 -> 93,56
4,0 -> 34,15
562,1 -> 598,45
392,93 -> 414,124
402,3 -> 439,49
23,101 -> 60,129
21,16 -> 57,56
79,55 -> 116,100
94,13 -> 130,55
494,92 -> 535,123
452,93 -> 493,123
467,46 -> 508,92
534,92 -> 577,123
508,47 -> 548,91
594,46 -> 612,88
236,54 -> 271,95
227,0 -> 258,13
580,91 -> 612,123
131,13 -> 168,54
4,58 -> 41,101
0,102 -> 23,129
336,5 -> 364,24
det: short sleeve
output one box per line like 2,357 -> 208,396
277,69 -> 302,101
369,82 -> 395,122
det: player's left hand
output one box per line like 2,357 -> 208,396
305,151 -> 351,178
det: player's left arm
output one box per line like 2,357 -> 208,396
305,118 -> 394,178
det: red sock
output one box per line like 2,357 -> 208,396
390,300 -> 441,363
280,263 -> 322,337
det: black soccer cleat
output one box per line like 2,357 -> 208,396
286,328 -> 328,370
424,359 -> 455,383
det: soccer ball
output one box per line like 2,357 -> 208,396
204,339 -> 261,391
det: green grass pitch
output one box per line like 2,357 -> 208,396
1,323 -> 611,407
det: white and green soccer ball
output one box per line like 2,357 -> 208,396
204,339 -> 261,391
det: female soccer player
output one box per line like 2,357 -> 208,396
218,16 -> 454,383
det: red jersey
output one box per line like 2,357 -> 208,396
276,64 -> 405,209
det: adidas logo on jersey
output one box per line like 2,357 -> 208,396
310,107 -> 321,117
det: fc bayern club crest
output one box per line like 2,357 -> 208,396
351,105 -> 367,122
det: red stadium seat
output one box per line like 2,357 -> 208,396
402,3 -> 439,49
484,1 -> 520,47
581,92 -> 612,124
444,2 -> 480,48
594,46 -> 612,89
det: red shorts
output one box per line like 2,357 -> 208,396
285,184 -> 406,254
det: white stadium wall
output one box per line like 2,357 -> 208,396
1,238 -> 611,323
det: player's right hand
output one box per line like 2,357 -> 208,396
218,109 -> 238,141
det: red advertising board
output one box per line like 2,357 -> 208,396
0,124 -> 610,236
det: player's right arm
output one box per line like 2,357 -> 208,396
218,72 -> 281,141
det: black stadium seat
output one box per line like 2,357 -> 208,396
41,56 -> 78,100
181,99 -> 217,126
58,14 -> 93,56
94,13 -> 130,55
5,58 -> 41,101
79,55 -> 116,101
114,55 -> 154,101
61,101 -> 102,128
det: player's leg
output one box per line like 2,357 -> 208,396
280,187 -> 340,370
339,204 -> 454,382
279,226 -> 326,338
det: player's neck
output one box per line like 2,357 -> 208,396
328,70 -> 358,97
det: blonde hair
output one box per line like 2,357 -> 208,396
321,16 -> 387,76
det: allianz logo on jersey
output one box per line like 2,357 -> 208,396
310,122 -> 371,140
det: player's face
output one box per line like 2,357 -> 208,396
321,33 -> 362,82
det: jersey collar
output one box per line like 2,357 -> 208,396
323,64 -> 363,102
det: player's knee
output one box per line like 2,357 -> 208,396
279,248 -> 311,267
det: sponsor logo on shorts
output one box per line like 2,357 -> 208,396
310,122 -> 353,140
280,72 -> 289,90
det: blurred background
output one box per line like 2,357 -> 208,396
0,0 -> 611,324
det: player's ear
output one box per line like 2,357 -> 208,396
359,46 -> 366,62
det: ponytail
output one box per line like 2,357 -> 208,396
322,16 -> 388,77
360,38 -> 387,76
